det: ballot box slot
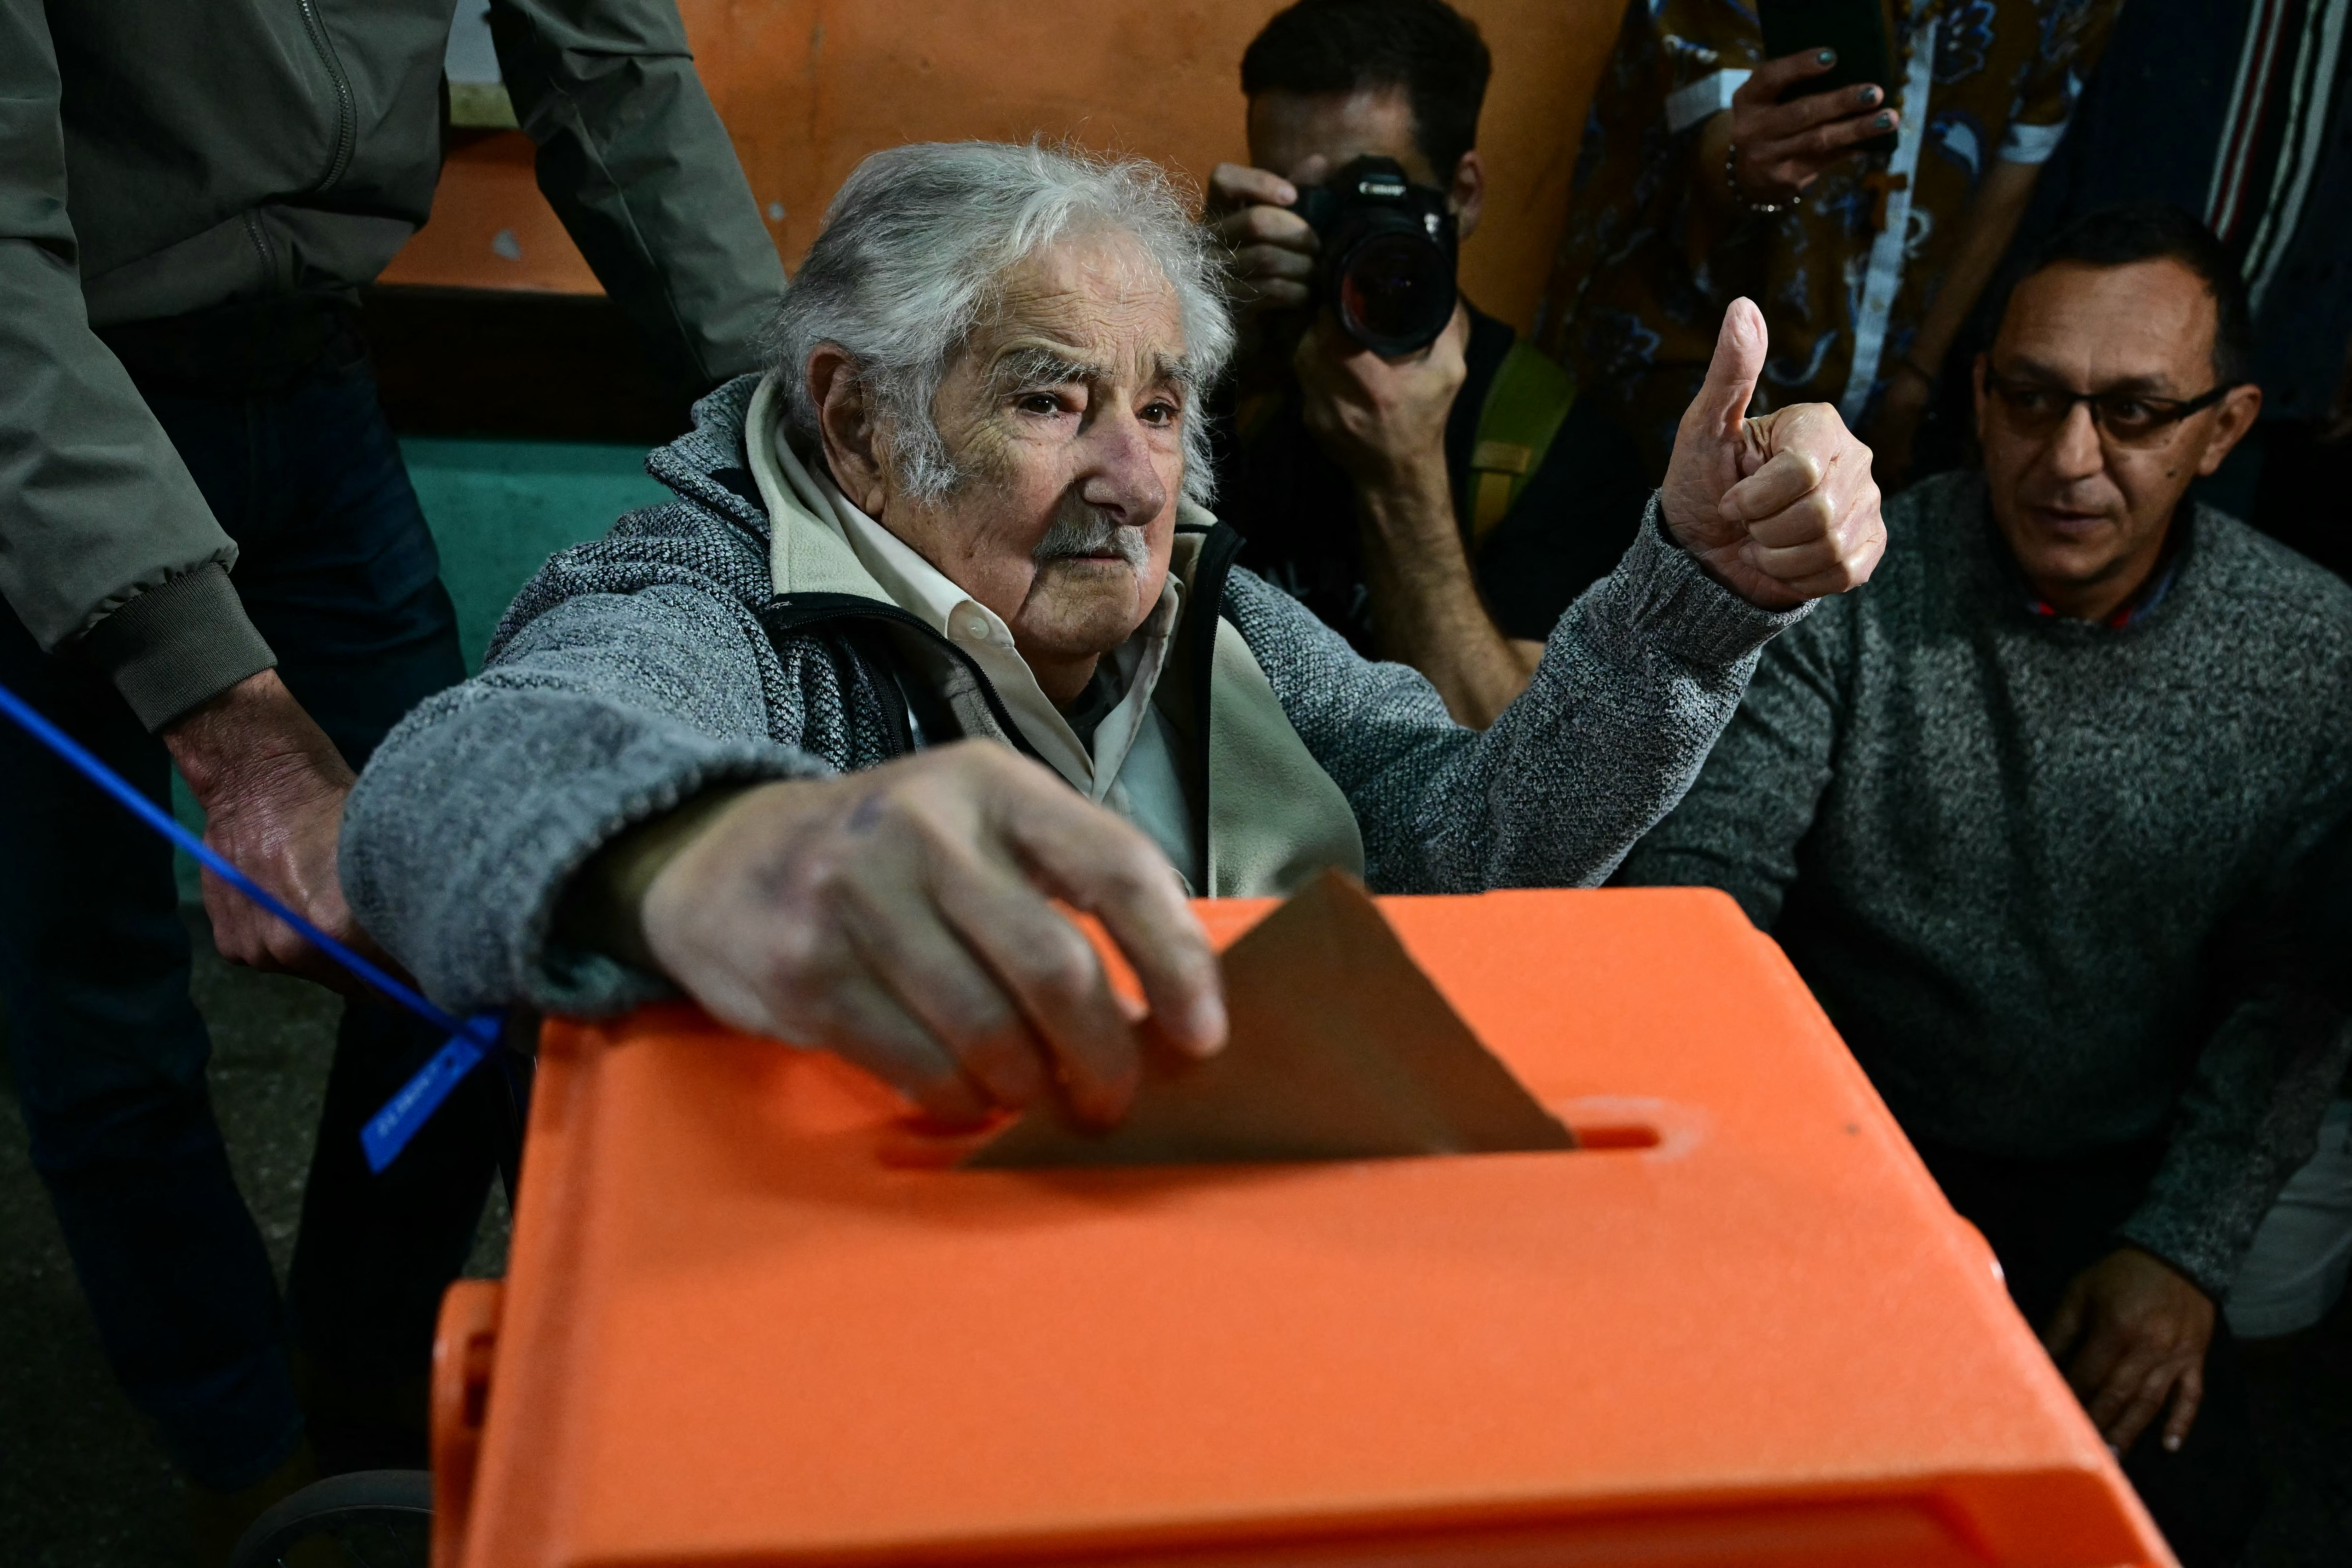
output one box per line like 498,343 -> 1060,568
878,1113 -> 1660,1170
1561,1121 -> 1659,1150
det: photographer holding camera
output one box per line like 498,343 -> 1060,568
1207,0 -> 1650,727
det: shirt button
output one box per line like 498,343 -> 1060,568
958,613 -> 991,642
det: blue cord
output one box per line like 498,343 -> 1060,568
0,677 -> 501,1172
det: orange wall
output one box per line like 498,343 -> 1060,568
383,0 -> 1624,332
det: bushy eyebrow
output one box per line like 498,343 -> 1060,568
987,342 -> 1198,396
989,345 -> 1101,394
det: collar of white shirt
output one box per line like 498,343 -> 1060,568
769,423 -> 1184,806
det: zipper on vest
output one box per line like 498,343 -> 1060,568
239,212 -> 281,287
758,596 -> 1044,765
294,0 -> 358,193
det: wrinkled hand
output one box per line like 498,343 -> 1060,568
639,742 -> 1227,1128
2045,1247 -> 2216,1455
1727,50 -> 1898,206
162,669 -> 377,988
1659,299 -> 1885,608
1292,301 -> 1469,491
1205,159 -> 1326,322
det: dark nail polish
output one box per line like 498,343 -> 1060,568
1817,48 -> 1837,66
1856,85 -> 1878,104
1875,112 -> 1895,129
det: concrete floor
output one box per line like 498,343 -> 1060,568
0,915 -> 508,1568
2,915 -> 2347,1566
2242,1305 -> 2352,1567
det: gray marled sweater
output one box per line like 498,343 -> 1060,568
1622,470 -> 2352,1295
342,376 -> 1802,1024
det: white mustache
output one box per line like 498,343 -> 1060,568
1032,502 -> 1148,570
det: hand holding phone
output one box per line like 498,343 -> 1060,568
1724,48 -> 1899,207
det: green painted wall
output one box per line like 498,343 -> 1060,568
403,436 -> 671,671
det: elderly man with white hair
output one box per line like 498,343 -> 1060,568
340,141 -> 1884,1125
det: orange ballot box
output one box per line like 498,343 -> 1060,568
431,888 -> 2174,1568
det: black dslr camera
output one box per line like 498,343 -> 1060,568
1293,155 -> 1460,358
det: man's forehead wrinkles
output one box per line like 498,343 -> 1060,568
2006,268 -> 2215,387
997,334 -> 1099,362
1999,348 -> 2189,395
994,268 -> 1174,318
1997,352 -> 2070,382
993,280 -> 1180,334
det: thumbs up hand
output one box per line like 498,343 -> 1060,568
1659,299 -> 1886,610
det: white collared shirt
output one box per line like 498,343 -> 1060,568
768,424 -> 1203,888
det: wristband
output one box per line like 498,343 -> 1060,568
1724,143 -> 1801,216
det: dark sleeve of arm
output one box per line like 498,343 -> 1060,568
2121,793 -> 2352,1297
1613,584 -> 1849,930
488,0 -> 788,390
2121,996 -> 2352,1299
0,0 -> 273,728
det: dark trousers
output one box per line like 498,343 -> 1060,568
0,361 -> 507,1490
1913,1137 -> 2265,1568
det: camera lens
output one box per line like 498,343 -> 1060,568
1334,230 -> 1455,356
1299,155 -> 1459,357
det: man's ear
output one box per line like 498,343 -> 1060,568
2194,382 -> 2265,478
807,344 -> 892,514
1450,150 -> 1486,243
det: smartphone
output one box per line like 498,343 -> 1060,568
1758,0 -> 1899,156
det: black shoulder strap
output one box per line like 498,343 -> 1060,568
756,593 -> 1042,763
1162,521 -> 1248,853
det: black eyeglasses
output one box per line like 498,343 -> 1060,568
1983,369 -> 2235,448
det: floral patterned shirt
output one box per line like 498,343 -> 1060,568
1535,0 -> 2119,473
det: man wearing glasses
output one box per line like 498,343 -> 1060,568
1619,202 -> 2352,1568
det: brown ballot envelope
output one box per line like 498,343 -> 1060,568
965,870 -> 1575,1168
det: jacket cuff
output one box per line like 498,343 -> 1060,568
1596,499 -> 1814,670
2116,1141 -> 2271,1301
77,564 -> 276,731
2116,1151 -> 2279,1301
2113,1226 -> 2228,1304
526,755 -> 811,1019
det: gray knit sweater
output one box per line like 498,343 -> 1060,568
341,375 -> 1802,1025
1621,469 -> 2352,1295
